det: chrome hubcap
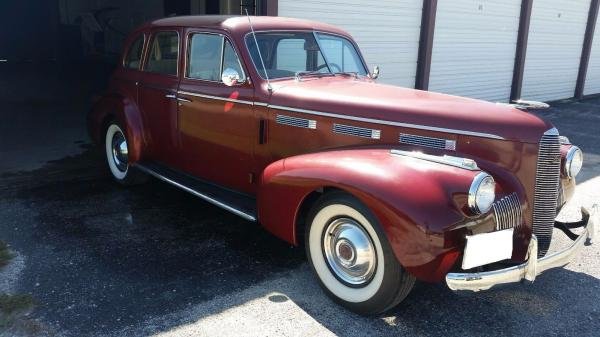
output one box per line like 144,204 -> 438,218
111,131 -> 128,172
323,218 -> 376,286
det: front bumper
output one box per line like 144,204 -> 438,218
446,205 -> 598,291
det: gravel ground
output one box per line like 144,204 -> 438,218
0,62 -> 599,336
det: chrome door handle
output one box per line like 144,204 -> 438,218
165,94 -> 177,99
176,97 -> 192,103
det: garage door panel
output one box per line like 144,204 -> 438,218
522,0 -> 591,102
585,18 -> 600,95
279,0 -> 422,87
429,0 -> 522,102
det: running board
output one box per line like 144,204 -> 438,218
134,162 -> 257,222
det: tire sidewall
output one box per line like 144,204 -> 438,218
105,123 -> 128,181
305,192 -> 406,314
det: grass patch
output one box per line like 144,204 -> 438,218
0,241 -> 13,268
0,293 -> 36,330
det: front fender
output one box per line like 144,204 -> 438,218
257,147 -> 482,282
88,93 -> 145,163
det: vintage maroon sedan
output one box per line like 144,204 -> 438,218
89,16 -> 597,314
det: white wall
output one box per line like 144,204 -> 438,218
278,0 -> 423,88
429,0 -> 521,102
522,0 -> 591,101
584,16 -> 600,96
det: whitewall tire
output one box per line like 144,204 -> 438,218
305,191 -> 415,315
104,122 -> 147,185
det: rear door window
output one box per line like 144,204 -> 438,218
145,31 -> 179,76
124,34 -> 144,69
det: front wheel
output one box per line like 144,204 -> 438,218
104,122 -> 147,185
305,191 -> 415,315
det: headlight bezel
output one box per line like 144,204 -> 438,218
564,146 -> 583,178
468,172 -> 496,215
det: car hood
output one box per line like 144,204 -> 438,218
268,77 -> 553,143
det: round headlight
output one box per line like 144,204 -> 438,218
468,172 -> 496,214
564,146 -> 583,178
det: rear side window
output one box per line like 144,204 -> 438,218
124,35 -> 144,69
145,31 -> 179,75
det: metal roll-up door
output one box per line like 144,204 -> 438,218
584,16 -> 600,96
278,0 -> 423,87
522,0 -> 591,101
429,0 -> 522,102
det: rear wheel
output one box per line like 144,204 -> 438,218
305,191 -> 415,315
104,122 -> 147,185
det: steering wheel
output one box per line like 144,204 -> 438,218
316,63 -> 342,73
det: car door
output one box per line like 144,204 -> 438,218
177,31 -> 257,194
138,29 -> 182,165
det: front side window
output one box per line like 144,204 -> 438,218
187,33 -> 246,82
245,32 -> 367,79
145,31 -> 179,75
124,34 -> 144,69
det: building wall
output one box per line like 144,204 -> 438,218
429,0 -> 522,102
278,0 -> 423,88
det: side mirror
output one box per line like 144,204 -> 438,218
370,66 -> 380,79
222,68 -> 244,86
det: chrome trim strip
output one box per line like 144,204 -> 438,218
178,90 -> 254,105
269,104 -> 504,140
399,133 -> 456,151
390,149 -> 479,170
134,164 -> 257,222
333,123 -> 381,139
276,114 -> 317,129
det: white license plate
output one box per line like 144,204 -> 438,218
462,229 -> 514,270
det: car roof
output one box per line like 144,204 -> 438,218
143,15 -> 350,37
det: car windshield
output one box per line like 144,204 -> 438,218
245,31 -> 368,79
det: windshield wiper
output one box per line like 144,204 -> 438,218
294,70 -> 334,81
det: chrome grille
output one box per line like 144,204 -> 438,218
532,129 -> 561,256
493,193 -> 522,230
333,124 -> 381,139
399,133 -> 456,151
276,115 -> 317,129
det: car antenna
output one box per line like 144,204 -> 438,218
245,9 -> 273,93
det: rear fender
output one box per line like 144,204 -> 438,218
88,93 -> 145,163
257,147 -> 481,282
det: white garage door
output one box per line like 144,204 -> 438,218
522,0 -> 591,102
429,0 -> 522,102
278,0 -> 423,87
584,18 -> 600,96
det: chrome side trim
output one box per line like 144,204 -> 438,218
276,114 -> 317,129
390,149 -> 479,170
178,90 -> 254,105
333,123 -> 381,139
493,192 -> 522,230
446,205 -> 597,292
134,164 -> 257,222
399,133 -> 456,150
269,104 -> 505,140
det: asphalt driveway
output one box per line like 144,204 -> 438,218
0,62 -> 599,337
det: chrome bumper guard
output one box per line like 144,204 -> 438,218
446,205 -> 598,292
